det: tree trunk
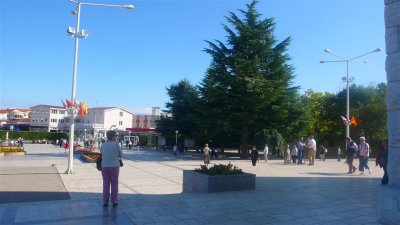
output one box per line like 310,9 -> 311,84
240,122 -> 249,159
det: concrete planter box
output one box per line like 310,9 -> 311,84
183,170 -> 256,193
4,151 -> 26,156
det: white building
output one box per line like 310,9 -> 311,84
29,105 -> 134,136
30,105 -> 68,131
78,107 -> 134,138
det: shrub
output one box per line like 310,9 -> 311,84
194,162 -> 243,175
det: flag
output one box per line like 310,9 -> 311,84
61,99 -> 66,108
66,99 -> 74,108
341,116 -> 351,126
351,116 -> 358,127
78,101 -> 89,117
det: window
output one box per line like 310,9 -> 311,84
51,119 -> 57,123
51,110 -> 58,114
119,121 -> 123,125
120,112 -> 123,116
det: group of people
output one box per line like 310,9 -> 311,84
98,133 -> 390,207
345,136 -> 388,183
345,137 -> 370,175
280,135 -> 318,165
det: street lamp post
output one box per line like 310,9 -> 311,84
128,131 -> 131,150
320,48 -> 381,145
65,0 -> 134,174
175,130 -> 178,157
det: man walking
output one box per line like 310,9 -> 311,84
297,137 -> 305,164
358,136 -> 372,175
263,144 -> 269,162
346,137 -> 358,174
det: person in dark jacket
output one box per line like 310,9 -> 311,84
346,137 -> 358,174
250,146 -> 259,166
378,139 -> 389,185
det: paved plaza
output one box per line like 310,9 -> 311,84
0,144 -> 384,225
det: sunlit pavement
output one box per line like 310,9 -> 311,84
0,144 -> 384,225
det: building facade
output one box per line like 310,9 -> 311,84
0,108 -> 31,130
77,107 -> 134,138
132,107 -> 161,129
30,105 -> 68,131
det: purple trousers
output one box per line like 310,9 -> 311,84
101,167 -> 120,205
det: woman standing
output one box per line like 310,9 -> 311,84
101,130 -> 123,207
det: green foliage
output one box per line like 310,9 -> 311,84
254,129 -> 285,153
0,130 -> 68,142
200,0 -> 299,155
156,79 -> 201,142
194,163 -> 243,175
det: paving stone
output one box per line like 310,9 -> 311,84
0,144 -> 385,225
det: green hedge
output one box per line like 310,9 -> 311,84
0,130 -> 68,141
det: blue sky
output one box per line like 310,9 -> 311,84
0,0 -> 385,114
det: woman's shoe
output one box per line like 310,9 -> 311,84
112,203 -> 118,207
103,204 -> 108,207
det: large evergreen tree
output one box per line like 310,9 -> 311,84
200,1 -> 298,157
156,79 -> 201,145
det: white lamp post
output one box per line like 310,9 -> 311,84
320,48 -> 381,145
175,130 -> 178,157
65,0 -> 134,174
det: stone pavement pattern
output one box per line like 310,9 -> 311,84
0,144 -> 384,224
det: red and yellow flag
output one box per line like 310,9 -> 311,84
351,116 -> 358,127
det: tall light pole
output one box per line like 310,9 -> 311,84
320,48 -> 381,144
175,130 -> 178,157
65,0 -> 134,174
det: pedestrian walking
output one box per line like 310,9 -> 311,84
203,144 -> 211,165
377,139 -> 389,184
284,144 -> 290,164
100,130 -> 123,207
291,145 -> 298,164
263,144 -> 269,162
345,137 -> 358,174
296,137 -> 305,164
337,147 -> 341,161
319,144 -> 327,161
358,136 -> 372,175
250,146 -> 259,166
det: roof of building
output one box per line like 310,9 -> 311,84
0,109 -> 31,114
30,105 -> 66,109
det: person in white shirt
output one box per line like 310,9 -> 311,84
358,136 -> 372,175
307,135 -> 317,165
263,144 -> 269,162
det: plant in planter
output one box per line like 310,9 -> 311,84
194,163 -> 243,175
183,163 -> 255,193
0,146 -> 25,153
0,146 -> 26,156
81,152 -> 101,163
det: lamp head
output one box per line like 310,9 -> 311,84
320,61 -> 326,64
374,48 -> 382,52
324,49 -> 331,53
363,60 -> 368,63
124,4 -> 134,9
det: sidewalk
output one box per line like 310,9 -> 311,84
0,144 -> 383,225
